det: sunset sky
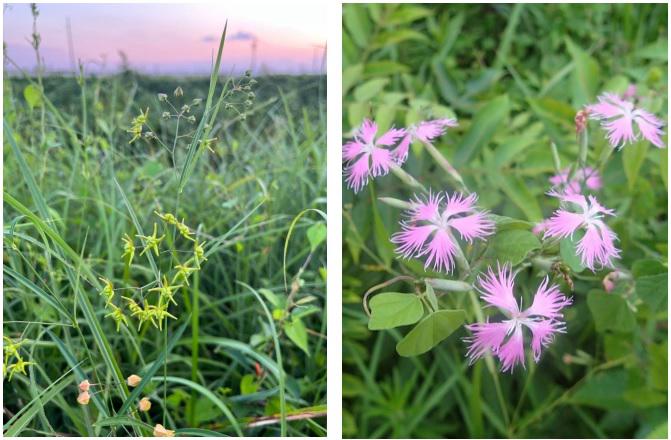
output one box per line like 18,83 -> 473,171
3,2 -> 327,75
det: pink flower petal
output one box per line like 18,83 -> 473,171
422,229 -> 457,273
449,212 -> 495,243
524,277 -> 572,319
498,325 -> 525,373
576,222 -> 620,270
524,319 -> 565,362
443,193 -> 477,218
544,210 -> 584,239
392,134 -> 412,163
602,115 -> 636,148
634,110 -> 665,148
409,191 -> 443,222
587,93 -> 628,119
464,321 -> 512,364
376,127 -> 406,147
342,140 -> 363,162
390,224 -> 436,259
344,154 -> 370,193
477,263 -> 519,315
357,119 -> 378,145
369,147 -> 394,177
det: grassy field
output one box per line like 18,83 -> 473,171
342,4 -> 667,439
3,32 -> 326,436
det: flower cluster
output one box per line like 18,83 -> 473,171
3,336 -> 35,381
100,212 -> 207,332
342,118 -> 457,192
344,86 -> 664,373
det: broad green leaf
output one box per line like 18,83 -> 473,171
566,38 -> 600,107
368,292 -> 424,330
560,230 -> 586,273
489,174 -> 543,221
396,309 -> 466,357
454,95 -> 509,167
485,229 -> 540,266
343,5 -> 371,49
343,64 -> 364,96
387,5 -> 431,25
364,61 -> 410,77
659,148 -> 668,190
372,29 -> 429,48
285,316 -> 310,356
622,140 -> 648,191
240,374 -> 259,395
490,214 -> 533,232
353,78 -> 389,102
306,222 -> 327,252
570,369 -> 630,410
635,272 -> 667,310
635,38 -> 668,61
23,84 -> 42,110
587,291 -> 635,333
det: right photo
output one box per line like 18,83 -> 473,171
342,3 -> 667,439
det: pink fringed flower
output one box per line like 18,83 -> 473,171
342,119 -> 406,193
390,191 -> 494,273
544,194 -> 621,271
464,263 -> 572,373
392,118 -> 458,162
586,92 -> 665,149
549,167 -> 602,196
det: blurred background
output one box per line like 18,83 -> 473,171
4,2 -> 326,75
342,3 -> 667,439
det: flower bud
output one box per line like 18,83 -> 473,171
191,98 -> 202,106
162,112 -> 171,119
77,391 -> 90,405
138,397 -> 151,412
157,93 -> 168,102
181,104 -> 190,113
173,86 -> 183,97
78,380 -> 91,392
153,424 -> 175,437
127,374 -> 142,387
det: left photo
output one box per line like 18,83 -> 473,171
3,2 -> 326,436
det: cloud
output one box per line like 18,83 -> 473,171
201,35 -> 217,43
228,31 -> 256,41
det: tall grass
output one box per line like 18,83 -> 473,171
3,24 -> 326,436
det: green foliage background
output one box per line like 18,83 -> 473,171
342,4 -> 668,438
4,66 -> 326,435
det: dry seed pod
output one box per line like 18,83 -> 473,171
127,374 -> 142,387
153,424 -> 175,437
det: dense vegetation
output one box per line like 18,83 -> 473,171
3,35 -> 326,435
342,4 -> 667,438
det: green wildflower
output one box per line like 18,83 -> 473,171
99,277 -> 115,306
128,108 -> 149,144
173,262 -> 197,286
137,223 -> 165,257
105,304 -> 129,332
149,275 -> 181,307
121,233 -> 135,266
194,240 -> 207,268
7,358 -> 35,381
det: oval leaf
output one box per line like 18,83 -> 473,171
368,292 -> 424,330
396,309 -> 466,357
